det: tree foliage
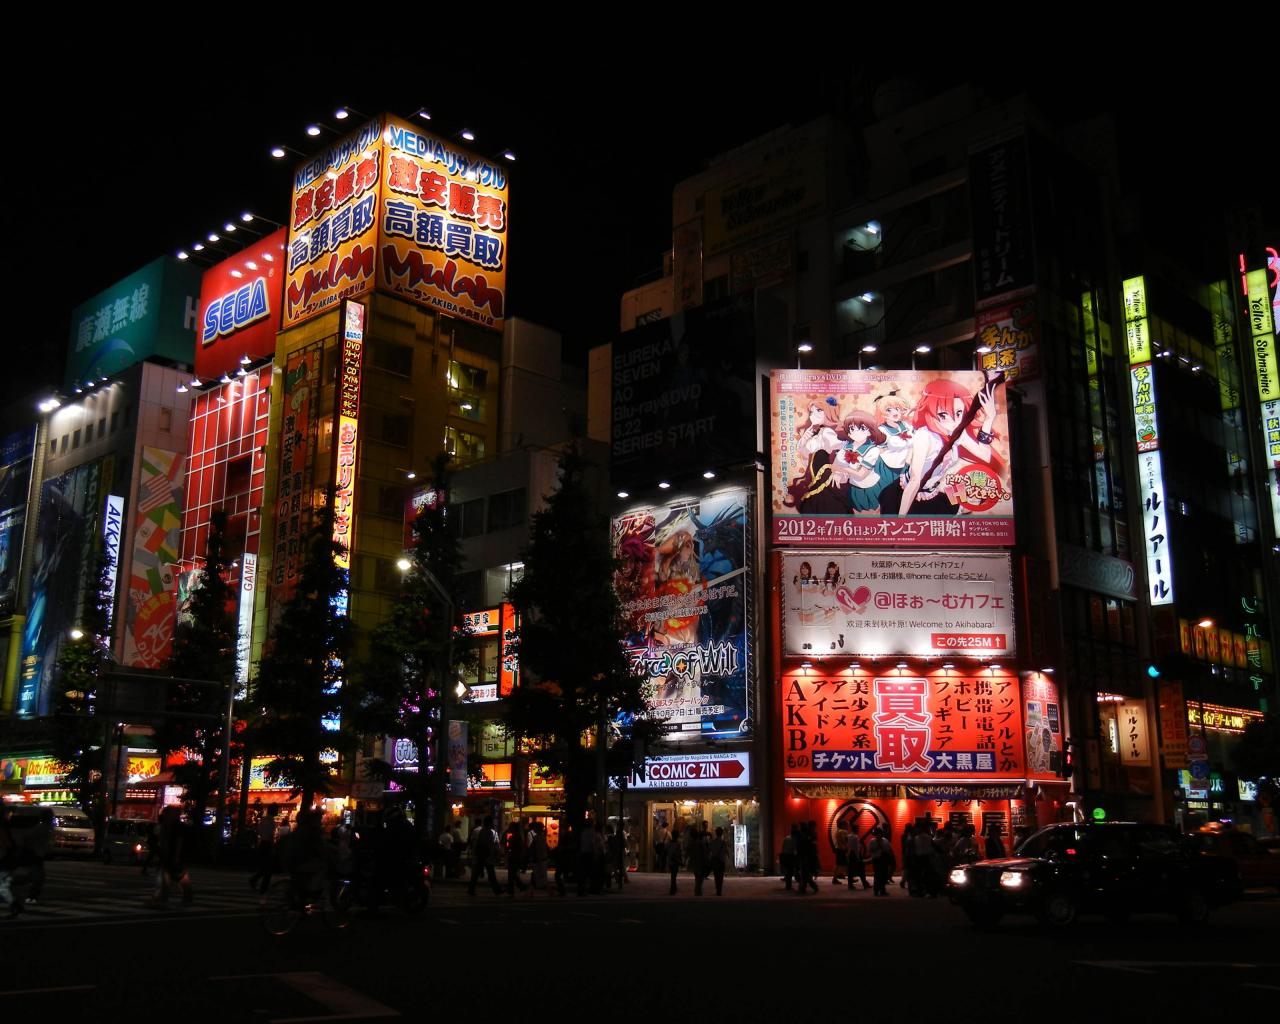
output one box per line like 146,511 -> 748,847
163,508 -> 238,836
1232,711 -> 1280,804
50,554 -> 115,811
501,446 -> 641,831
351,454 -> 474,835
249,499 -> 356,809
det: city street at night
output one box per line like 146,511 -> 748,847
1,860 -> 1277,1021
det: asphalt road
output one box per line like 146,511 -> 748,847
2,859 -> 1277,1022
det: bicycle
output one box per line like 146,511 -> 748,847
259,877 -> 351,936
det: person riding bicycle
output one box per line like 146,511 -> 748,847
281,809 -> 327,901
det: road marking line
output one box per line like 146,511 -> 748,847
211,972 -> 399,1022
1075,961 -> 1273,972
1243,983 -> 1280,992
0,985 -> 97,996
0,910 -> 259,931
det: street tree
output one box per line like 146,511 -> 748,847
1232,711 -> 1280,806
163,508 -> 238,845
351,454 -> 474,837
50,554 -> 115,815
249,499 -> 356,810
501,445 -> 642,832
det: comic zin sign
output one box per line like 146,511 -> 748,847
770,369 -> 1013,547
782,666 -> 1026,781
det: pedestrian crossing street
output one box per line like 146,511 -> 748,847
1,863 -> 266,927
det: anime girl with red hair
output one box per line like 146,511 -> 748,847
878,374 -> 1005,516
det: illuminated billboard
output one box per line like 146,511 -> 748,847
782,664 -> 1026,781
379,114 -> 508,332
780,550 -> 1015,659
770,369 -> 1013,546
1123,276 -> 1172,606
270,344 -> 320,607
66,256 -> 201,390
331,300 -> 365,579
122,447 -> 184,669
18,456 -> 113,716
1246,268 -> 1280,539
0,428 -> 35,616
282,115 -> 508,333
284,117 -> 383,328
612,488 -> 750,740
195,228 -> 287,380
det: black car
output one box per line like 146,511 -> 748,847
946,822 -> 1236,928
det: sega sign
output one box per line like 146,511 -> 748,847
194,227 -> 287,380
203,278 -> 270,344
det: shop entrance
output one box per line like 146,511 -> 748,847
648,799 -> 759,872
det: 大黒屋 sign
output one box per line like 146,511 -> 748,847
782,667 -> 1026,781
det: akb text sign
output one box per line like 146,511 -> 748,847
613,752 -> 751,790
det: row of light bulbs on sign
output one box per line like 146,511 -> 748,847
176,353 -> 259,393
791,661 -> 1053,675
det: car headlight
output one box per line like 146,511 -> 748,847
999,870 -> 1026,889
949,868 -> 969,886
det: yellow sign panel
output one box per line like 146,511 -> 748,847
283,118 -> 384,328
282,115 -> 508,333
1123,276 -> 1149,364
1248,269 -> 1278,401
703,142 -> 826,256
377,114 -> 508,333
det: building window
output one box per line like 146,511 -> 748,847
704,275 -> 729,302
371,340 -> 413,377
110,410 -> 120,433
125,404 -> 134,427
444,426 -> 485,466
449,497 -> 485,539
159,408 -> 172,432
447,360 -> 488,424
486,488 -> 526,532
375,413 -> 411,448
49,440 -> 56,455
372,557 -> 402,593
72,429 -> 81,449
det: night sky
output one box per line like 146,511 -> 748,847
2,48 -> 1270,424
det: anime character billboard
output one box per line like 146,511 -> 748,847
612,489 -> 750,740
770,369 -> 1013,547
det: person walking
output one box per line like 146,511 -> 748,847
983,822 -> 1007,859
832,821 -> 849,885
467,816 -> 502,896
708,826 -> 729,896
654,819 -> 670,872
527,822 -> 552,896
847,826 -> 870,890
504,821 -> 528,896
435,822 -> 454,882
952,824 -> 979,865
867,828 -> 893,896
150,805 -> 193,906
248,807 -> 277,894
687,822 -> 709,896
910,821 -> 935,897
797,822 -> 820,894
19,808 -> 51,904
780,825 -> 799,890
899,824 -> 914,890
666,827 -> 683,895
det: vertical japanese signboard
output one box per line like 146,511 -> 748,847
284,118 -> 383,328
236,552 -> 256,692
1117,701 -> 1151,766
448,721 -> 468,798
499,601 -> 519,696
976,296 -> 1039,382
101,494 -> 124,632
379,114 -> 508,333
331,300 -> 365,584
1124,277 -> 1172,606
1158,679 -> 1189,769
969,135 -> 1035,303
122,448 -> 184,669
770,369 -> 1013,547
1247,269 -> 1280,538
271,346 -> 320,607
612,489 -> 751,740
781,667 -> 1025,780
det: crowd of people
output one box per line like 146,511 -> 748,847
780,818 -> 1021,897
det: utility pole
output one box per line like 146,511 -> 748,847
416,566 -> 455,841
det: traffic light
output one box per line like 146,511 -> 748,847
1058,739 -> 1075,781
